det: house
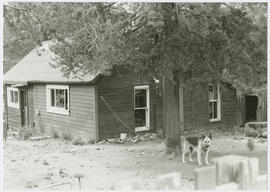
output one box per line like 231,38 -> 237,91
3,41 -> 237,142
236,88 -> 267,126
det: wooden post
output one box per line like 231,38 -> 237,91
179,71 -> 184,133
194,166 -> 216,190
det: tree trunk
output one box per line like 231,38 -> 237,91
163,71 -> 181,153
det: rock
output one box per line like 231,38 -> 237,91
72,138 -> 87,146
107,138 -> 116,143
59,168 -> 69,178
97,140 -> 107,144
166,152 -> 177,160
11,159 -> 16,162
96,147 -> 101,150
43,160 -> 49,166
25,181 -> 38,189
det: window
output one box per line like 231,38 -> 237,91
7,87 -> 19,108
46,85 -> 69,115
209,84 -> 221,122
134,85 -> 150,132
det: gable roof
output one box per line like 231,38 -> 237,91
4,41 -> 100,85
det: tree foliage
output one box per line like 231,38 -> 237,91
3,2 -> 267,91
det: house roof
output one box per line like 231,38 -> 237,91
4,41 -> 100,85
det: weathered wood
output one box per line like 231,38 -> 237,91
97,70 -> 163,140
215,182 -> 239,190
184,82 -> 237,130
194,166 -> 216,190
27,84 -> 97,141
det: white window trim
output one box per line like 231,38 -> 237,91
134,85 -> 150,132
7,87 -> 19,109
46,85 -> 70,115
209,83 -> 221,122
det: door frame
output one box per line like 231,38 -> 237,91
134,85 -> 150,132
19,88 -> 28,127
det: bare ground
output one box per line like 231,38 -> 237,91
3,131 -> 268,190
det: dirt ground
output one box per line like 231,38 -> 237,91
3,131 -> 268,190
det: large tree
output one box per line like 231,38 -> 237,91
3,2 -> 267,151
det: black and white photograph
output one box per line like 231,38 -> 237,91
1,1 -> 268,191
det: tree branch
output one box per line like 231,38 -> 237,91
4,4 -> 27,12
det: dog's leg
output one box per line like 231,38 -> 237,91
205,150 -> 209,165
189,151 -> 193,162
182,151 -> 186,163
197,150 -> 202,166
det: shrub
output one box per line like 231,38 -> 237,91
247,137 -> 255,151
72,138 -> 87,145
50,127 -> 60,139
61,127 -> 72,141
19,128 -> 32,140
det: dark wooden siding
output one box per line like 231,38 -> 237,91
97,72 -> 163,140
5,85 -> 21,132
183,83 -> 237,130
27,84 -> 97,141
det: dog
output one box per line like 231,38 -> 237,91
181,134 -> 212,166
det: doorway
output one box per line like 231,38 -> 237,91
19,90 -> 28,126
245,95 -> 258,122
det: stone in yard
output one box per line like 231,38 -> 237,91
25,181 -> 38,189
43,160 -> 49,166
194,166 -> 216,190
155,172 -> 182,190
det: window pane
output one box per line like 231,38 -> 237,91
13,91 -> 18,103
135,109 -> 146,127
213,101 -> 217,118
209,102 -> 213,119
65,89 -> 68,110
209,85 -> 214,100
51,89 -> 55,107
56,89 -> 65,108
10,91 -> 14,103
135,89 -> 146,108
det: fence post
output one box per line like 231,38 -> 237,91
194,166 -> 216,190
155,172 -> 182,190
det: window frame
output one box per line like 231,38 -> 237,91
208,83 -> 221,122
46,85 -> 70,115
7,87 -> 19,109
134,85 -> 150,132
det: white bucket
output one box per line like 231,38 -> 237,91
120,133 -> 127,140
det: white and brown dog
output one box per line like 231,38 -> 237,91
181,134 -> 212,166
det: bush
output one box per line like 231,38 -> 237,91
50,127 -> 60,139
247,137 -> 255,151
19,128 -> 32,140
61,127 -> 71,141
72,138 -> 87,145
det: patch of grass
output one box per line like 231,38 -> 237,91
72,138 -> 87,145
61,127 -> 72,141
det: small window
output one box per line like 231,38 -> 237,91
46,85 -> 69,115
7,87 -> 19,109
134,85 -> 150,132
209,84 -> 221,122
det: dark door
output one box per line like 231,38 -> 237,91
245,95 -> 258,122
19,90 -> 28,126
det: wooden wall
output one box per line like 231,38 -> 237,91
5,85 -> 21,132
183,83 -> 237,130
27,84 -> 97,141
97,72 -> 163,140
